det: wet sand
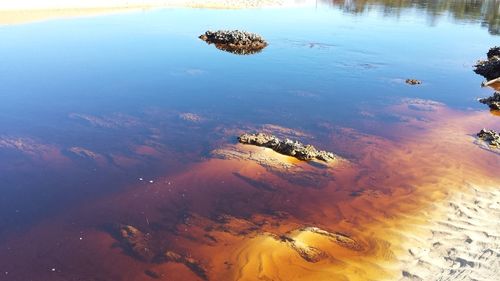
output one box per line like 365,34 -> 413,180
0,99 -> 498,281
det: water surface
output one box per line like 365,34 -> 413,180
0,1 -> 499,280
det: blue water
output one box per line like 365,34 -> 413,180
0,2 -> 497,273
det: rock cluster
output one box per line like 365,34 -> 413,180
405,79 -> 422,85
474,46 -> 500,81
479,92 -> 500,110
477,129 -> 500,149
238,133 -> 336,162
474,48 -> 499,151
199,30 -> 267,55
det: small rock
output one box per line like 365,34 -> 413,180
405,79 -> 422,85
238,133 -> 337,162
477,129 -> 500,149
479,92 -> 500,110
199,30 -> 267,55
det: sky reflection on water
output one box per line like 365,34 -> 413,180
0,3 -> 498,280
0,0 -> 498,238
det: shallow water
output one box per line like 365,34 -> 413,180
0,1 -> 499,281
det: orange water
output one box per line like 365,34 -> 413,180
1,100 -> 498,281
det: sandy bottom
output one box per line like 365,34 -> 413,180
0,98 -> 499,281
399,186 -> 500,281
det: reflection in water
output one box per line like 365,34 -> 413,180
327,0 -> 500,35
213,43 -> 266,55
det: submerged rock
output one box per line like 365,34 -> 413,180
301,227 -> 363,251
405,79 -> 422,85
199,30 -> 267,55
164,251 -> 208,280
477,129 -> 500,149
474,46 -> 500,81
479,92 -> 500,110
179,112 -> 203,123
114,224 -> 155,262
273,234 -> 328,263
238,133 -> 337,162
144,269 -> 162,279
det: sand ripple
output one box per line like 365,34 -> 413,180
400,186 -> 500,281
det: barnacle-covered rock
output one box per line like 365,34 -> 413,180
474,46 -> 500,81
238,133 -> 337,162
477,129 -> 500,149
479,92 -> 500,110
199,30 -> 267,55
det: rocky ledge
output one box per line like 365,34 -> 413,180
474,46 -> 500,81
477,129 -> 500,149
199,30 -> 267,55
238,133 -> 336,162
479,92 -> 500,110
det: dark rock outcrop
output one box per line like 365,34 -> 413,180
405,79 -> 422,85
479,92 -> 500,110
474,46 -> 500,81
199,30 -> 267,55
238,133 -> 337,162
487,46 -> 500,60
477,129 -> 500,148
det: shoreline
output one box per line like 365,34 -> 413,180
0,0 -> 313,26
0,0 -> 298,10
